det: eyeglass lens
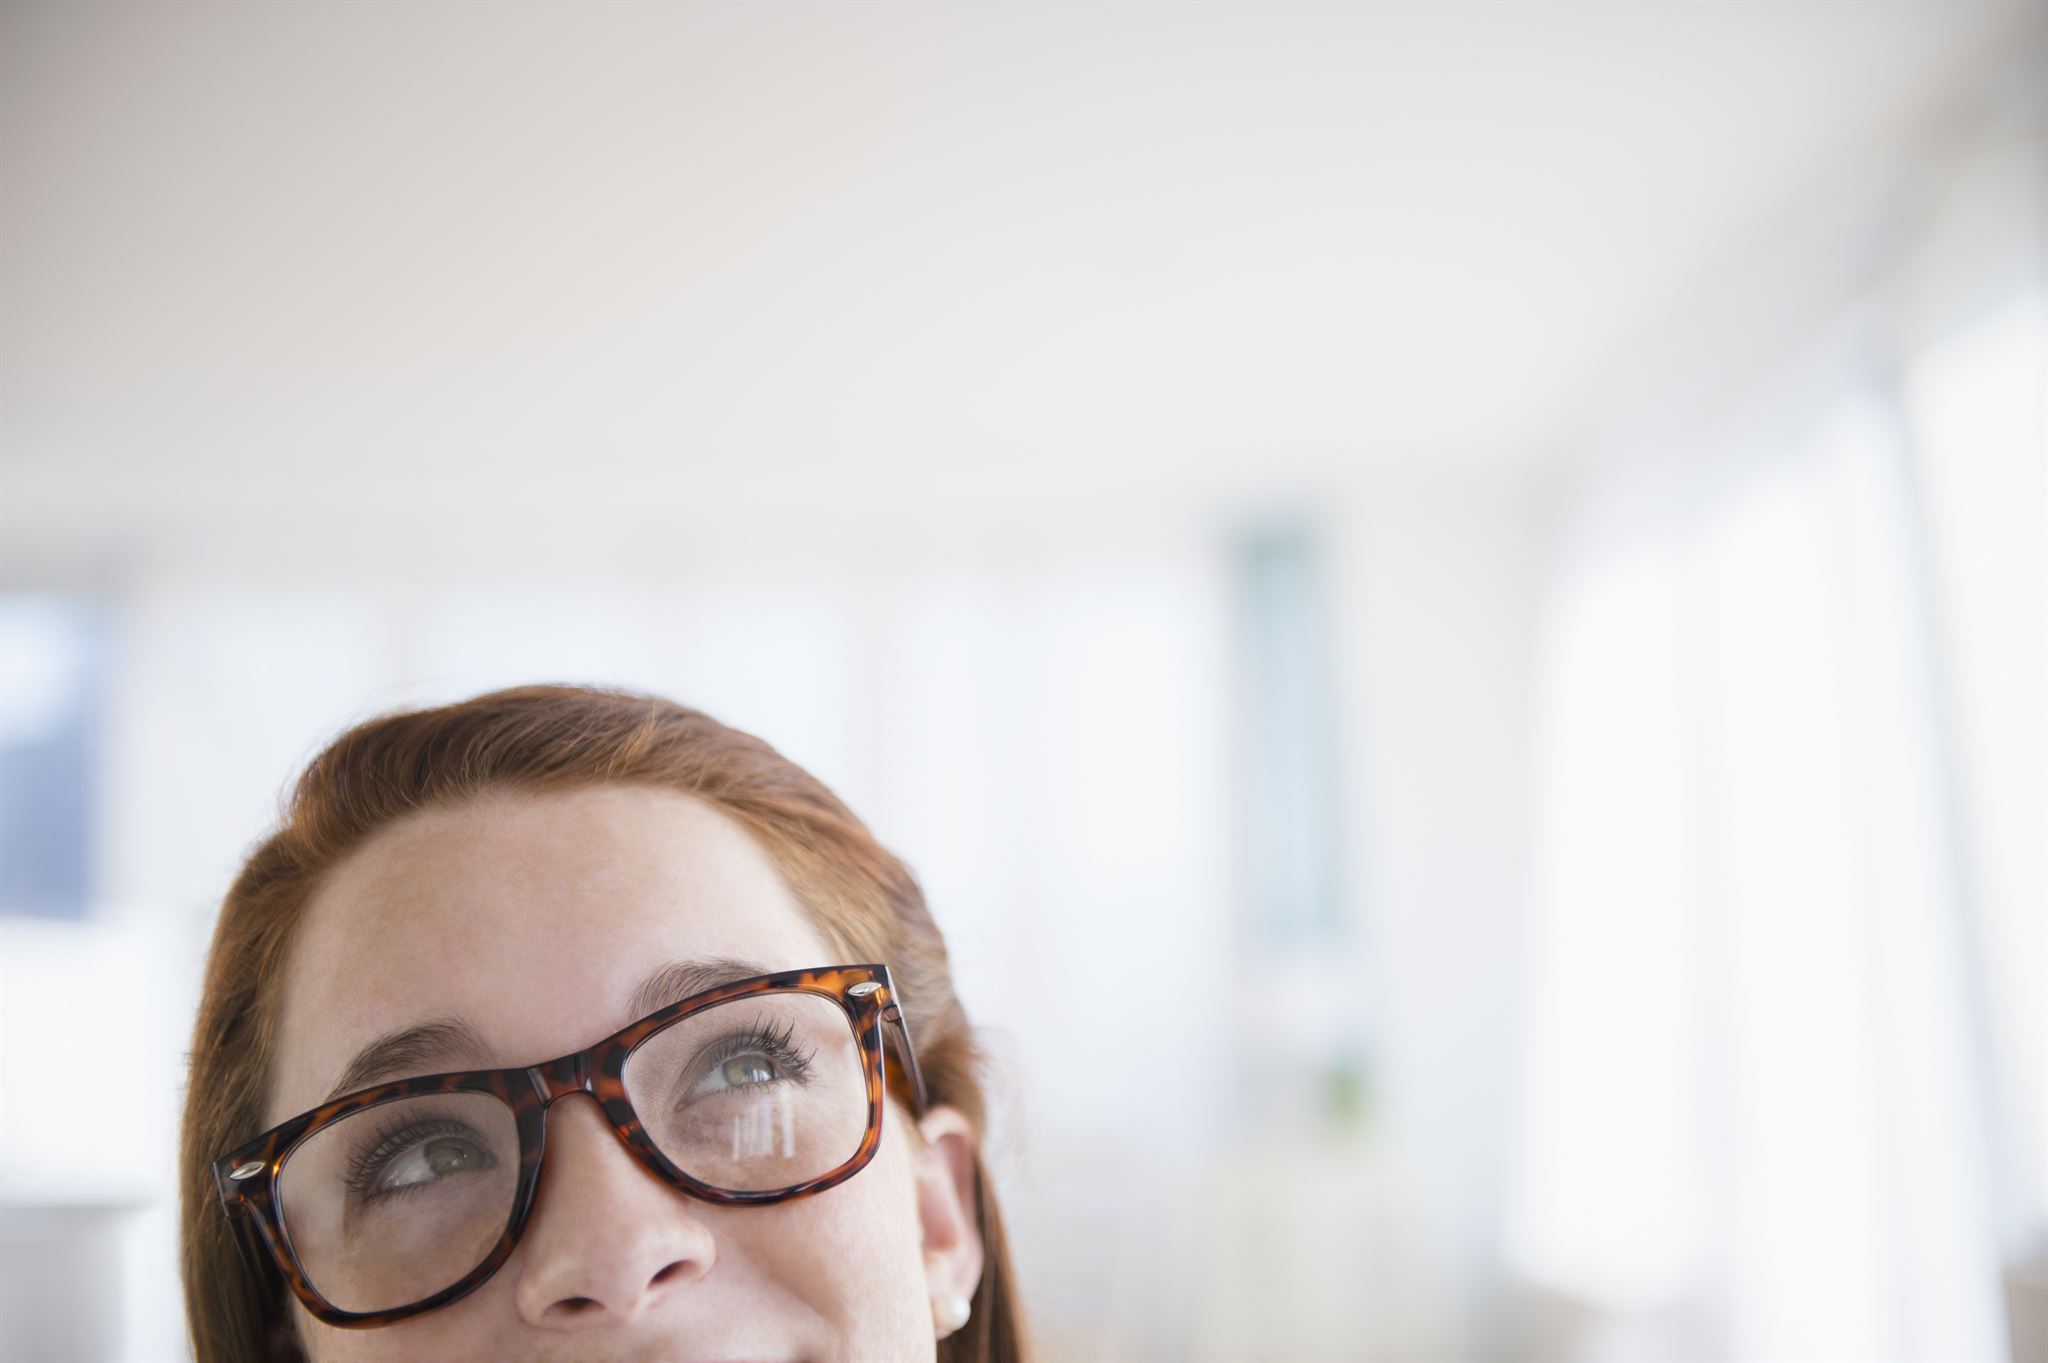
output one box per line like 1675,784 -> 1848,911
274,992 -> 870,1314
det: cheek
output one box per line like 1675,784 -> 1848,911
763,1128 -> 934,1357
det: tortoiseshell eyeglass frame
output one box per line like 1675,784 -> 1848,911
213,963 -> 929,1328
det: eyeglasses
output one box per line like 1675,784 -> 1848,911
214,963 -> 928,1327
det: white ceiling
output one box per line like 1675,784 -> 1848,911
1,1 -> 2037,554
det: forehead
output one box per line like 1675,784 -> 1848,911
267,784 -> 835,1125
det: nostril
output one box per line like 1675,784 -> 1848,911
649,1260 -> 685,1286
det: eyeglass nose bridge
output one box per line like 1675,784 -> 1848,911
528,1049 -> 594,1105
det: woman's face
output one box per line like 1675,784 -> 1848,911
265,784 -> 984,1363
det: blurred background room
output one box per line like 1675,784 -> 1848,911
1,2 -> 2043,1359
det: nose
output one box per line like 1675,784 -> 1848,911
511,1091 -> 717,1328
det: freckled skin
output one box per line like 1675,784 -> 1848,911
267,786 -> 981,1363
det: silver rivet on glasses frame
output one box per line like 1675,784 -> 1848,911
229,1161 -> 267,1181
848,982 -> 882,997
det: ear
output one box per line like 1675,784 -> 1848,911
913,1104 -> 985,1308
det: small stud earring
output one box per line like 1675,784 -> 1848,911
932,1293 -> 972,1338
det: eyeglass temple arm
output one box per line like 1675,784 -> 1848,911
882,1002 -> 931,1117
221,1191 -> 279,1291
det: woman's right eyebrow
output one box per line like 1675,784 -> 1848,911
321,1018 -> 495,1106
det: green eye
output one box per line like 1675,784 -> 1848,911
347,1120 -> 499,1202
421,1137 -> 481,1179
677,1019 -> 817,1109
718,1056 -> 777,1088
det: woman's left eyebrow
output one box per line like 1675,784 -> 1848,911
623,955 -> 775,1024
